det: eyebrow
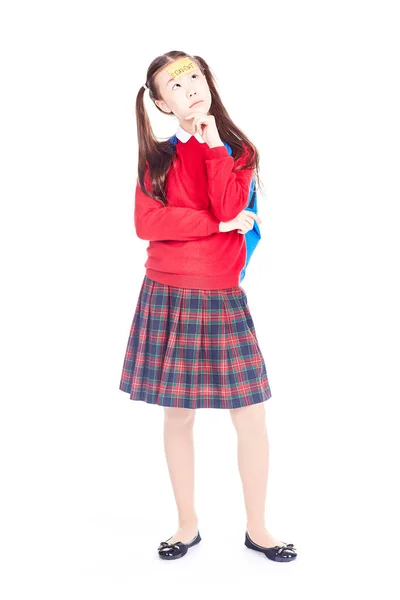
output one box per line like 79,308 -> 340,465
165,71 -> 197,88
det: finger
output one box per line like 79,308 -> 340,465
194,116 -> 206,128
244,211 -> 262,224
191,115 -> 202,135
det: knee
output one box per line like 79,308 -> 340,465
229,403 -> 266,431
164,407 -> 196,428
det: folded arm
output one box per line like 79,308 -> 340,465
134,175 -> 220,242
203,142 -> 254,223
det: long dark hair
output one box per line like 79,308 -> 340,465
136,50 -> 264,207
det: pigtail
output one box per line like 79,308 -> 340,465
135,85 -> 175,206
135,50 -> 265,207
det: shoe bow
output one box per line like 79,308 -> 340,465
276,543 -> 297,554
158,541 -> 182,551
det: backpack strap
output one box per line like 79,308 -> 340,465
248,187 -> 256,209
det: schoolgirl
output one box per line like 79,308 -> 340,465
119,52 -> 297,563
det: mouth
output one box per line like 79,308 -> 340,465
189,100 -> 203,108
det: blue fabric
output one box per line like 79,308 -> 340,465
220,141 -> 260,283
168,136 -> 261,282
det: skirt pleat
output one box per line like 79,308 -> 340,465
119,275 -> 272,409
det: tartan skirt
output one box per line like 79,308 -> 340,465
119,275 -> 272,409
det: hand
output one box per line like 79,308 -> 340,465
184,113 -> 223,148
219,210 -> 262,234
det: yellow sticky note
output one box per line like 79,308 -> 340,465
166,57 -> 198,80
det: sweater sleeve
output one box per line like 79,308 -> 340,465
203,142 -> 254,223
134,174 -> 221,242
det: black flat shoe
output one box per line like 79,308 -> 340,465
245,531 -> 297,562
158,530 -> 202,560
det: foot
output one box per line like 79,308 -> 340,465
246,527 -> 287,549
165,522 -> 199,546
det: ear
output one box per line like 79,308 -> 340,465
154,99 -> 172,114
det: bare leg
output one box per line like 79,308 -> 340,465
162,407 -> 199,544
230,402 -> 285,547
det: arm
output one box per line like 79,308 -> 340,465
203,142 -> 254,223
134,175 -> 221,242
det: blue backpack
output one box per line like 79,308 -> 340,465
169,136 -> 261,282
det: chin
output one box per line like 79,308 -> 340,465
190,101 -> 210,113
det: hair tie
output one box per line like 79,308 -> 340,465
143,83 -> 149,90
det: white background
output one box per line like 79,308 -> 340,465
1,0 -> 399,597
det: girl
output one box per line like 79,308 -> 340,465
119,51 -> 297,563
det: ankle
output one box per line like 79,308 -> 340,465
179,517 -> 198,530
247,522 -> 266,534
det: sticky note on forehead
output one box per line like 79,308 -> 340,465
166,57 -> 198,80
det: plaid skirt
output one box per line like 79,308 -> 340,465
119,275 -> 272,409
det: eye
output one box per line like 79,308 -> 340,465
172,73 -> 199,90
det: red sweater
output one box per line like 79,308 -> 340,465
134,136 -> 254,289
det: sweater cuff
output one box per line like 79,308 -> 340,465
203,144 -> 229,159
208,216 -> 221,235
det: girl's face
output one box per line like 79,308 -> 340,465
153,61 -> 211,125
